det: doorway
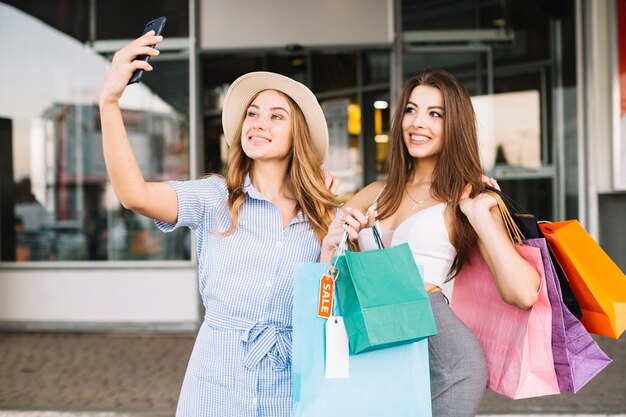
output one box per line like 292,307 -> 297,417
400,44 -> 556,222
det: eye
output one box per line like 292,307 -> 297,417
404,106 -> 416,114
430,111 -> 443,119
247,110 -> 257,118
271,113 -> 284,120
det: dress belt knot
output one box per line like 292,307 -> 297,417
205,309 -> 292,370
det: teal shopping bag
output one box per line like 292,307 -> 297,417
292,262 -> 432,417
334,242 -> 437,354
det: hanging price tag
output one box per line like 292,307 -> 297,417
317,274 -> 334,318
325,316 -> 350,379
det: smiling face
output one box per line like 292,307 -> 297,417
401,85 -> 444,161
240,89 -> 293,162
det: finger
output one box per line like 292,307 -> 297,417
131,35 -> 163,53
323,171 -> 334,187
365,207 -> 376,227
324,172 -> 332,188
342,223 -> 360,241
131,46 -> 161,58
341,214 -> 361,231
481,174 -> 500,190
113,46 -> 159,67
341,206 -> 358,217
460,183 -> 472,200
344,207 -> 367,225
342,209 -> 369,231
131,60 -> 153,72
140,31 -> 164,43
129,37 -> 161,54
330,178 -> 340,195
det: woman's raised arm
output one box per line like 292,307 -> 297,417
459,187 -> 540,309
99,31 -> 178,224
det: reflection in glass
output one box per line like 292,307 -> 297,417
312,52 -> 358,92
471,90 -> 541,173
0,4 -> 190,262
403,52 -> 490,96
322,98 -> 362,197
363,51 -> 390,85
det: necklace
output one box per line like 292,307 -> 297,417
405,188 -> 430,210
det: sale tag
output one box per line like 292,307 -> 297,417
325,316 -> 350,379
317,274 -> 334,318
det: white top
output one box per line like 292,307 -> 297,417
358,202 -> 456,288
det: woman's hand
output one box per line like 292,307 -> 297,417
460,175 -> 500,222
99,31 -> 163,107
481,174 -> 500,190
320,207 -> 375,262
458,183 -> 498,225
324,171 -> 340,195
460,182 -> 540,308
98,30 -> 178,224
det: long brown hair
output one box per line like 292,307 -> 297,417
221,90 -> 337,242
377,69 -> 484,276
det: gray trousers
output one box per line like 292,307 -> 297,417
428,291 -> 488,417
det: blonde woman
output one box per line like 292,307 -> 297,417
100,31 -> 337,416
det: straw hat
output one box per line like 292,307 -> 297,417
222,71 -> 329,161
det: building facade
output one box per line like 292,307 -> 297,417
0,0 -> 624,330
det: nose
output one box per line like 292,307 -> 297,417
253,118 -> 267,130
411,112 -> 425,128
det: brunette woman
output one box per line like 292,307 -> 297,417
322,69 -> 540,417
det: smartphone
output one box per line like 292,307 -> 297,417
128,16 -> 167,85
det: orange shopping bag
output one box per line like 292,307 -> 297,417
539,220 -> 626,339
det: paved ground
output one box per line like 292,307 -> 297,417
0,331 -> 625,415
0,410 -> 626,417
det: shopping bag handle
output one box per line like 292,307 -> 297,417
485,185 -> 530,215
483,189 -> 525,245
330,231 -> 349,285
336,231 -> 350,258
336,222 -> 385,256
372,222 -> 385,249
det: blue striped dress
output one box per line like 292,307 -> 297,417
156,175 -> 322,417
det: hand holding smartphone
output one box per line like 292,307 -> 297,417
128,16 -> 167,85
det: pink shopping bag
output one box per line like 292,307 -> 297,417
451,245 -> 560,399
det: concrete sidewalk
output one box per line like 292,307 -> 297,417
0,411 -> 626,417
1,331 -> 625,415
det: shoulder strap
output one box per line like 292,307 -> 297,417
368,184 -> 387,211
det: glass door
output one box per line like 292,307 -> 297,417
401,45 -> 556,222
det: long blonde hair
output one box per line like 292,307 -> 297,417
221,90 -> 337,242
377,69 -> 484,276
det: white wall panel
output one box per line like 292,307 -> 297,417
0,267 -> 199,326
200,0 -> 393,49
